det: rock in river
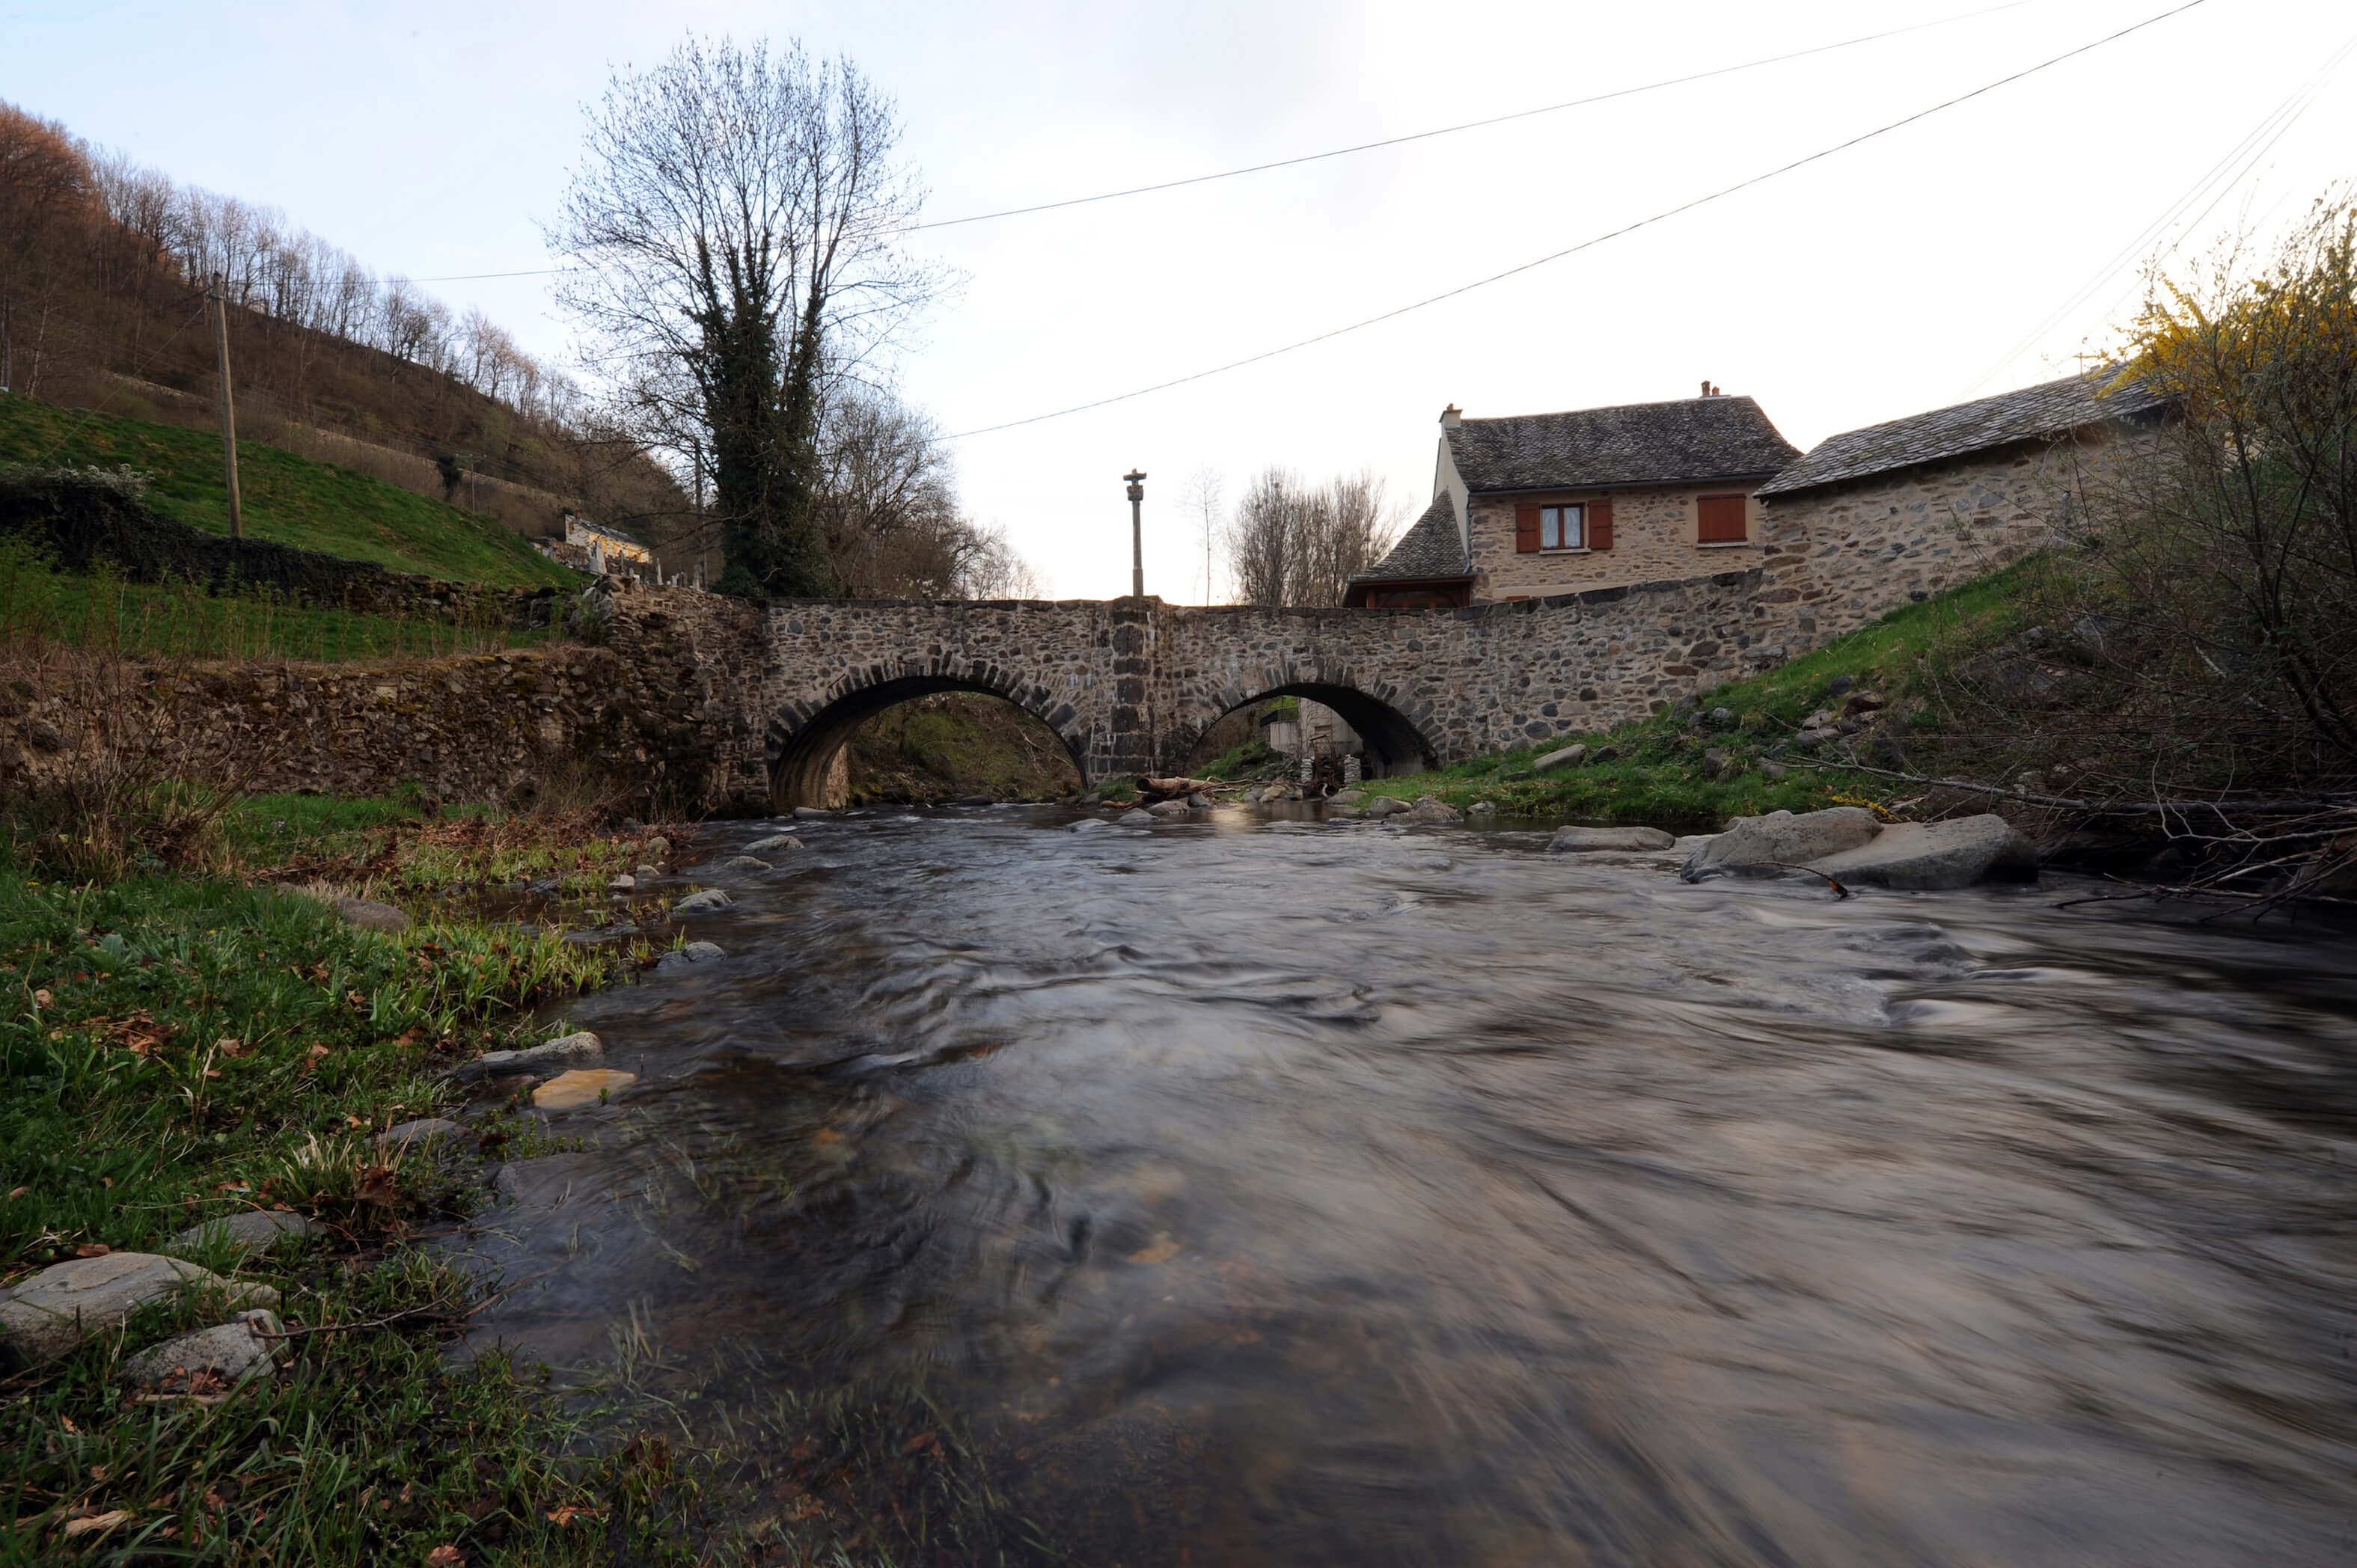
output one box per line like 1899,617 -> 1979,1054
1549,825 -> 1677,854
532,1068 -> 637,1110
673,889 -> 732,913
745,834 -> 804,854
1682,807 -> 1883,881
1809,815 -> 2037,889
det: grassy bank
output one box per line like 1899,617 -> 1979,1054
0,395 -> 577,589
844,691 -> 1082,803
0,542 -> 551,664
0,797 -> 717,1562
1357,566 -> 2026,827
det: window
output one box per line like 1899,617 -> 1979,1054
1541,503 -> 1583,551
1697,494 -> 1749,543
1515,498 -> 1612,553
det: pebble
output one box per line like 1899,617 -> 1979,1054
531,1068 -> 637,1110
673,889 -> 732,913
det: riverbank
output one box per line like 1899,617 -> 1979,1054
0,797 -> 717,1561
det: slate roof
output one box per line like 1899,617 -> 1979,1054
1353,491 -> 1469,583
1446,396 -> 1800,494
1758,372 -> 2165,497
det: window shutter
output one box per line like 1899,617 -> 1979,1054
1698,494 -> 1748,542
1589,497 -> 1614,550
1514,503 -> 1541,554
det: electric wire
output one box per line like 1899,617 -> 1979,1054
248,0 -> 2058,290
943,0 -> 2210,441
1962,25 -> 2357,396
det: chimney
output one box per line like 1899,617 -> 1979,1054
1699,380 -> 1711,397
1440,403 -> 1461,429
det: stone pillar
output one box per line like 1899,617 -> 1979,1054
1101,597 -> 1160,782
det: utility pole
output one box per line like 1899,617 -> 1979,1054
210,274 -> 243,539
1124,469 -> 1147,598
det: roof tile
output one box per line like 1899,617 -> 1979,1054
1758,372 -> 2165,497
1446,396 -> 1799,493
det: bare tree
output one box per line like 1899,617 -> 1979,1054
547,36 -> 941,598
1226,465 -> 1398,606
813,387 -> 1039,599
1181,465 -> 1223,604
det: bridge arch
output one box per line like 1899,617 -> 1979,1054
767,662 -> 1091,810
1183,665 -> 1439,779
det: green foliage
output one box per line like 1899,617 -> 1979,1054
1202,736 -> 1285,780
0,396 -> 577,588
844,693 -> 1082,803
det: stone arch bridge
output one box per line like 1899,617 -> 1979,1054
635,569 -> 1802,810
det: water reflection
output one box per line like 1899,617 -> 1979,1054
451,805 -> 2357,1564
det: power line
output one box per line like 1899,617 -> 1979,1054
905,0 -> 2052,231
944,0 -> 2211,441
257,0 -> 2058,290
1963,26 -> 2357,395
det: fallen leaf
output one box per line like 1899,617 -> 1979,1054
426,1547 -> 465,1567
545,1504 -> 607,1527
900,1430 -> 940,1457
213,1035 -> 248,1058
6,1187 -> 27,1201
74,1243 -> 111,1258
61,1510 -> 132,1538
345,989 -> 368,1013
33,988 -> 53,1008
355,1166 -> 400,1207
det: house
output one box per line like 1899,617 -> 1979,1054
1345,384 -> 1800,607
535,510 -> 661,582
1752,370 -> 2166,643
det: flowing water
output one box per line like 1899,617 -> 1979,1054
454,805 -> 2357,1564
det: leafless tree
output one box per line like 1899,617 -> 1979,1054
812,388 -> 1039,599
1181,465 -> 1223,604
1226,465 -> 1399,606
546,36 -> 943,598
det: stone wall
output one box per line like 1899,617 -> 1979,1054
1467,483 -> 1765,600
1,582 -> 770,815
1754,432 -> 2109,646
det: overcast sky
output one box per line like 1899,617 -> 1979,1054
4,0 -> 2352,598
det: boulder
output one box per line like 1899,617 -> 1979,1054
653,941 -> 726,974
642,836 -> 670,859
1681,807 -> 1884,882
720,855 -> 771,872
1549,825 -> 1678,854
377,1117 -> 464,1151
1147,800 -> 1191,818
1188,791 -> 1214,808
1533,744 -> 1586,774
531,1068 -> 636,1110
745,834 -> 804,854
1,1253 -> 278,1366
791,806 -> 830,819
334,896 -> 408,934
1467,800 -> 1498,816
673,889 -> 731,913
1068,818 -> 1110,833
1808,815 -> 2037,889
454,1030 -> 601,1081
634,863 -> 661,881
1401,797 -> 1462,824
120,1308 -> 281,1391
170,1210 -> 325,1261
1363,796 -> 1412,818
608,874 -> 635,892
1117,809 -> 1158,825
1330,788 -> 1366,804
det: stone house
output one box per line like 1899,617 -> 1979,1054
1752,371 -> 2166,645
1345,385 -> 1800,607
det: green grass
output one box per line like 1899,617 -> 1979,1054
0,543 -> 551,664
1359,565 -> 2029,828
0,393 -> 578,589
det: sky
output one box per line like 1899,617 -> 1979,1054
4,0 -> 2353,598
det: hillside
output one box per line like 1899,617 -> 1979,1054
0,394 -> 578,589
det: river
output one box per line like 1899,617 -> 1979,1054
454,803 -> 2357,1564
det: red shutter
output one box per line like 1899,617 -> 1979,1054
1698,494 -> 1748,542
1588,497 -> 1614,550
1514,503 -> 1541,553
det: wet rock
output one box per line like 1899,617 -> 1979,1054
1147,800 -> 1191,818
1550,825 -> 1678,854
608,874 -> 636,892
1117,809 -> 1158,825
1682,807 -> 1884,882
653,941 -> 726,974
745,833 -> 804,854
170,1210 -> 324,1261
1810,815 -> 2037,889
1330,788 -> 1366,805
1068,818 -> 1110,833
1363,797 -> 1412,818
634,863 -> 660,881
1,1253 -> 278,1366
1401,797 -> 1462,824
335,896 -> 409,934
1533,744 -> 1586,773
642,836 -> 670,859
120,1308 -> 282,1391
531,1068 -> 636,1110
377,1118 -> 464,1151
1467,800 -> 1498,817
673,889 -> 731,913
453,1030 -> 601,1081
792,806 -> 830,819
720,855 -> 771,871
